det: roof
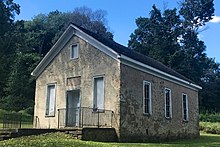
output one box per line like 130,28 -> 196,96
31,23 -> 202,90
73,23 -> 192,83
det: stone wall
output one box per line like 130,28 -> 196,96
34,35 -> 120,133
119,64 -> 199,142
82,128 -> 118,142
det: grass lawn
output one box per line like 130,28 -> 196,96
0,132 -> 219,147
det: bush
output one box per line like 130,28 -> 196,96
199,113 -> 220,122
200,122 -> 220,134
0,109 -> 33,122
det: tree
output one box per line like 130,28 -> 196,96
25,6 -> 113,56
0,0 -> 20,103
129,0 -> 220,112
0,6 -> 113,112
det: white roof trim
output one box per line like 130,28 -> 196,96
118,54 -> 202,91
31,24 -> 119,77
70,24 -> 120,62
31,24 -> 202,91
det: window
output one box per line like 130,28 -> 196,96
143,81 -> 152,114
164,88 -> 172,118
70,44 -> 79,59
93,77 -> 104,111
45,84 -> 56,116
182,93 -> 189,121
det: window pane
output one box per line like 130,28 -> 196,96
182,94 -> 188,121
71,45 -> 78,59
94,77 -> 104,110
46,85 -> 55,116
165,89 -> 171,118
143,81 -> 151,114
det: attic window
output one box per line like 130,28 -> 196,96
70,44 -> 79,59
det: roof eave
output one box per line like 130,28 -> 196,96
118,54 -> 202,91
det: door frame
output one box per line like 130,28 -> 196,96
65,89 -> 81,127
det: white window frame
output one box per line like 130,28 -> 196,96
164,88 -> 172,119
182,93 -> 189,121
45,83 -> 56,117
70,43 -> 79,59
93,76 -> 105,112
143,81 -> 152,115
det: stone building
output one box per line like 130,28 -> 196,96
31,23 -> 202,142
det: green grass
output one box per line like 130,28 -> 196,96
0,132 -> 219,147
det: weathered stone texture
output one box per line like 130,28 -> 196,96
34,35 -> 120,130
119,64 -> 199,142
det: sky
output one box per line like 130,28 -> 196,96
14,0 -> 220,63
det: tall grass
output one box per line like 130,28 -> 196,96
200,122 -> 220,134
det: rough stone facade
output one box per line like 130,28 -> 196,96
34,35 -> 120,131
33,24 -> 200,142
119,64 -> 199,142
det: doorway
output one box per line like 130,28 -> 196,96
66,90 -> 80,127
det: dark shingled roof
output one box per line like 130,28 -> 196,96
73,23 -> 192,83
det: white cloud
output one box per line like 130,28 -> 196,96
210,16 -> 220,23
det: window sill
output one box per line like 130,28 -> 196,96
45,115 -> 55,117
92,108 -> 104,113
143,113 -> 151,117
182,120 -> 189,123
165,117 -> 172,120
70,57 -> 79,60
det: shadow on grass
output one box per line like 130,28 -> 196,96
109,133 -> 220,147
162,134 -> 220,147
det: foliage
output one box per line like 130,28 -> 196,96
200,122 -> 220,134
128,0 -> 220,112
200,113 -> 220,122
0,109 -> 32,122
0,132 -> 220,147
24,7 -> 113,56
0,5 -> 112,112
0,0 -> 20,103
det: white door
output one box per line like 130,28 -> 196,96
66,90 -> 80,127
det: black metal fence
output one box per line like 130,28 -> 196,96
58,107 -> 114,128
0,113 -> 33,129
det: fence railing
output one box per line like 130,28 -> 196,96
0,113 -> 33,129
58,107 -> 114,128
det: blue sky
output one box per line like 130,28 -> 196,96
14,0 -> 220,63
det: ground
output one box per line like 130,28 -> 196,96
0,132 -> 219,147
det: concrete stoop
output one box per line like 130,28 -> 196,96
64,128 -> 83,139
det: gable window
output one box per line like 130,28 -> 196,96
182,93 -> 189,121
93,76 -> 104,111
143,81 -> 152,115
70,44 -> 79,59
45,84 -> 56,116
164,88 -> 172,118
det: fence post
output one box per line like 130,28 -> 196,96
111,111 -> 113,128
19,113 -> 22,128
97,110 -> 100,128
81,107 -> 83,128
57,109 -> 60,128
